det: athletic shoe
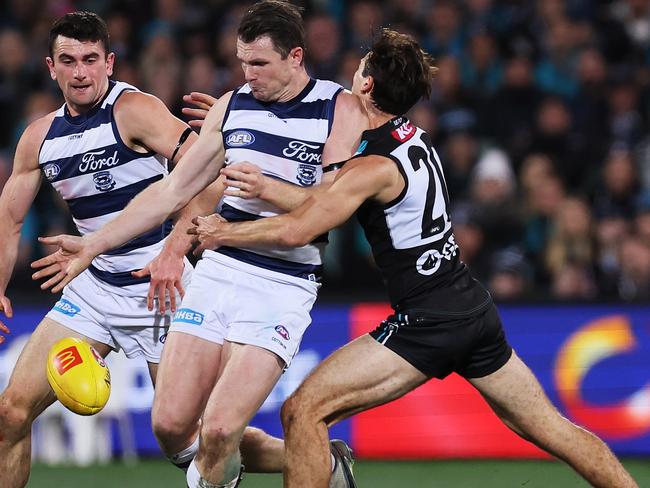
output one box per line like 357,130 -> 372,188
329,439 -> 357,488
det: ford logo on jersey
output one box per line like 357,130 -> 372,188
226,130 -> 255,147
43,163 -> 60,181
275,325 -> 290,341
53,298 -> 81,317
93,171 -> 116,192
173,308 -> 205,325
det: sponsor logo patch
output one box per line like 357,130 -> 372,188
53,298 -> 81,317
275,325 -> 290,341
391,121 -> 416,142
173,308 -> 205,325
226,130 -> 255,147
93,170 -> 116,192
43,163 -> 60,181
54,346 -> 83,375
415,234 -> 459,276
296,164 -> 317,186
79,149 -> 119,173
159,333 -> 167,344
282,141 -> 322,164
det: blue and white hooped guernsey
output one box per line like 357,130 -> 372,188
38,80 -> 171,294
220,78 -> 343,281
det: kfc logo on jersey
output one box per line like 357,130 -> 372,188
282,141 -> 322,164
391,121 -> 416,143
226,130 -> 255,147
93,171 -> 116,192
275,325 -> 290,341
79,149 -> 119,173
296,164 -> 317,186
43,163 -> 60,181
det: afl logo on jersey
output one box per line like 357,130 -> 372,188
226,130 -> 255,147
43,163 -> 60,181
93,171 -> 116,192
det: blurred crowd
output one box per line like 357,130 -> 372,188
3,0 -> 650,302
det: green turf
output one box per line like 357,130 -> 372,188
28,458 -> 650,487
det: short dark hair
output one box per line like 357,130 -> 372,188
363,29 -> 437,115
48,11 -> 110,58
238,1 -> 305,59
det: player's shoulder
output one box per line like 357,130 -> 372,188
114,89 -> 166,117
334,90 -> 365,122
21,110 -> 58,148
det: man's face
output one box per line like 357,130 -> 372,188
237,35 -> 297,102
46,36 -> 114,115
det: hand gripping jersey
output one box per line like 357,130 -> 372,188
38,81 -> 171,294
354,116 -> 492,317
220,79 -> 342,281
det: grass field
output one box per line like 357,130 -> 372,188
28,458 -> 650,487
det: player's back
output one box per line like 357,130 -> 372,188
217,78 -> 343,282
38,80 -> 171,294
355,116 -> 492,316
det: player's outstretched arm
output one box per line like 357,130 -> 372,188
32,94 -> 232,293
189,155 -> 396,253
0,116 -> 50,340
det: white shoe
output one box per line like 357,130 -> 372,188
329,439 -> 357,488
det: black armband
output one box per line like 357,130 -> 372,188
170,127 -> 193,163
323,161 -> 347,173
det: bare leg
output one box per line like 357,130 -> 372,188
281,335 -> 427,488
0,318 -> 111,488
469,351 -> 638,488
151,331 -> 222,456
152,332 -> 285,473
193,341 -> 285,485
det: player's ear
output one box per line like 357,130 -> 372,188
361,75 -> 374,95
289,47 -> 304,67
46,57 -> 56,80
105,52 -> 115,77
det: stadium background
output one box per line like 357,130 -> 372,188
2,0 -> 650,486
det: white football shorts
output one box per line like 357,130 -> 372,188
169,251 -> 320,367
46,260 -> 193,363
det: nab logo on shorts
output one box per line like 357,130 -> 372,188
53,298 -> 81,317
226,130 -> 255,147
173,308 -> 204,325
275,325 -> 290,341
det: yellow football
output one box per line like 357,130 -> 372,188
46,337 -> 111,415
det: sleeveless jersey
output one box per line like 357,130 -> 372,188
219,78 -> 342,281
38,80 -> 172,293
355,116 -> 492,316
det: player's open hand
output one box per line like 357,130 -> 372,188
221,162 -> 266,199
182,92 -> 218,129
0,294 -> 12,345
133,251 -> 185,314
31,234 -> 95,293
188,214 -> 230,255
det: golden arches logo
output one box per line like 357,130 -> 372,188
554,315 -> 650,439
54,345 -> 83,376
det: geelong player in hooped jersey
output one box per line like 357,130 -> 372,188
0,11 -> 288,488
32,2 -> 366,487
187,30 -> 639,488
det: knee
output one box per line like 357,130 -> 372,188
200,420 -> 241,454
151,408 -> 194,449
0,391 -> 33,438
281,392 -> 311,432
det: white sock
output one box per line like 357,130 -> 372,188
169,436 -> 199,471
186,458 -> 241,488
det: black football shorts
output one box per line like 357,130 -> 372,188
369,303 -> 512,379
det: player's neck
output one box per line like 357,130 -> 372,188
364,99 -> 393,129
65,80 -> 110,117
277,70 -> 310,103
